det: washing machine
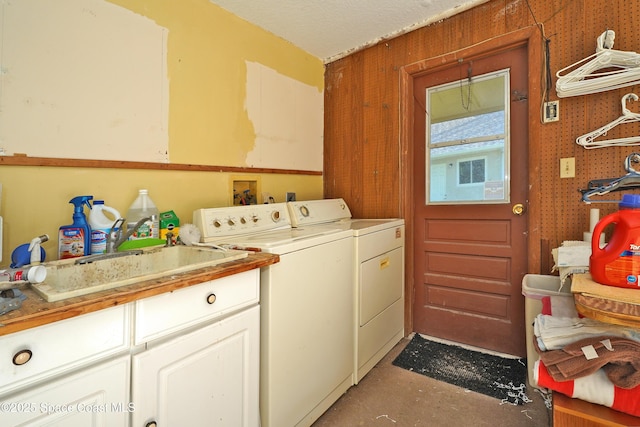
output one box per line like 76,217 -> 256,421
193,202 -> 354,427
287,199 -> 405,384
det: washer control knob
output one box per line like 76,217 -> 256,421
227,218 -> 235,226
213,219 -> 222,228
271,211 -> 281,222
300,206 -> 310,217
240,217 -> 247,224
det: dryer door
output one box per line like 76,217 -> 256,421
360,247 -> 403,326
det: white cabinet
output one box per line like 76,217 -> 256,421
131,305 -> 260,427
0,268 -> 261,427
0,305 -> 130,396
134,270 -> 259,344
132,269 -> 260,427
0,356 -> 130,426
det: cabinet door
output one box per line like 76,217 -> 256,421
131,305 -> 259,427
0,356 -> 130,426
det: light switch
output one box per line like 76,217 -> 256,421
560,157 -> 575,178
544,101 -> 559,123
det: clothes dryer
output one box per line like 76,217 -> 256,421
287,199 -> 405,383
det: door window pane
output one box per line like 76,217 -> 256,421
426,70 -> 509,204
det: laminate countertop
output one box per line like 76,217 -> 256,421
0,252 -> 279,337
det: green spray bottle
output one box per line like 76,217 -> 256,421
58,196 -> 93,259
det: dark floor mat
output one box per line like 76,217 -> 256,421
392,334 -> 530,405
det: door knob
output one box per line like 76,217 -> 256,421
512,203 -> 525,216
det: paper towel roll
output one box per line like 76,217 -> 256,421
589,208 -> 600,233
584,231 -> 606,247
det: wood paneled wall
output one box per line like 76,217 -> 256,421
324,0 -> 640,273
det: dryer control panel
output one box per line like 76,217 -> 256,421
288,198 -> 351,227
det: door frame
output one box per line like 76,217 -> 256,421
399,26 -> 543,334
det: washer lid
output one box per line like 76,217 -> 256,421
216,226 -> 345,248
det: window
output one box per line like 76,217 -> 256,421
459,158 -> 486,185
426,69 -> 509,204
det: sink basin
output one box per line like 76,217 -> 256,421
32,245 -> 249,302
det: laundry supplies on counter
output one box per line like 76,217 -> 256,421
58,196 -> 93,259
159,210 -> 179,245
10,239 -> 46,268
126,189 -> 159,240
89,200 -> 121,254
0,265 -> 47,285
28,234 -> 48,265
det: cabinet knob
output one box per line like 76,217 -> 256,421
206,293 -> 217,304
145,422 -> 157,427
12,349 -> 33,366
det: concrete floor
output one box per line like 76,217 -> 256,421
313,337 -> 553,427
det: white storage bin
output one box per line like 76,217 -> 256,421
522,274 -> 573,387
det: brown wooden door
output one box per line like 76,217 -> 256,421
413,45 -> 528,357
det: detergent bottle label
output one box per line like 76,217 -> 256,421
602,244 -> 640,288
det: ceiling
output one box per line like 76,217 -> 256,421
209,0 -> 490,63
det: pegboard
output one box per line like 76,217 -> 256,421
536,0 -> 640,256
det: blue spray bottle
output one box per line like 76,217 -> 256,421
58,195 -> 93,259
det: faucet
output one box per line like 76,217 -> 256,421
74,217 -> 151,265
106,217 -> 152,253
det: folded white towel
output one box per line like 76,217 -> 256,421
534,314 -> 640,351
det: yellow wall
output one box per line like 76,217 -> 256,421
1,166 -> 321,264
0,0 -> 324,265
109,0 -> 324,166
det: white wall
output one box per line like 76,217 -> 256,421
0,0 -> 169,162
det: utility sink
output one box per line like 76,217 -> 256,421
32,245 -> 249,302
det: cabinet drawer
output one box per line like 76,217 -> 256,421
1,356 -> 130,426
134,269 -> 259,344
0,305 -> 130,396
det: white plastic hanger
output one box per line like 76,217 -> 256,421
576,93 -> 640,149
556,30 -> 640,98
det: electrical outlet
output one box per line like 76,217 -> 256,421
560,157 -> 575,178
544,101 -> 559,123
286,192 -> 296,202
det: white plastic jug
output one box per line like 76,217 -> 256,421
89,200 -> 121,254
126,189 -> 160,240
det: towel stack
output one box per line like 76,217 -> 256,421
532,293 -> 640,417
